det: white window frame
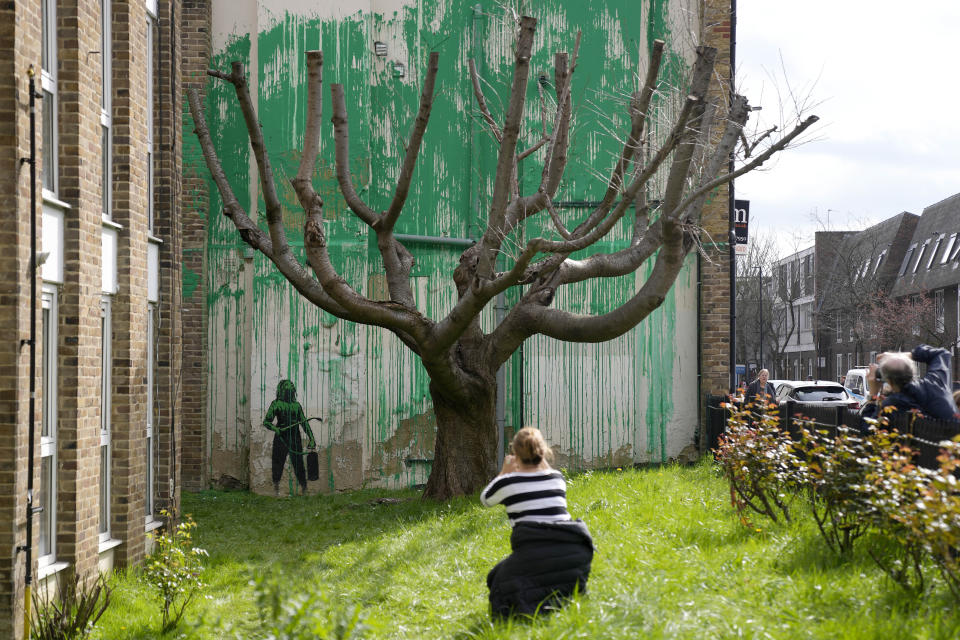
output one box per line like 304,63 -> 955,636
899,244 -> 916,276
935,289 -> 945,333
99,297 -> 112,543
836,353 -> 843,380
145,304 -> 156,523
873,250 -> 886,274
836,314 -> 842,343
942,234 -> 957,265
146,12 -> 155,233
101,0 -> 112,221
928,235 -> 943,270
913,240 -> 929,274
39,286 -> 58,568
41,0 -> 58,197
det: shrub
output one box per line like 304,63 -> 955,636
855,431 -> 929,592
144,510 -> 208,633
30,573 -> 111,640
907,437 -> 960,600
715,401 -> 798,526
243,575 -> 369,640
791,422 -> 875,555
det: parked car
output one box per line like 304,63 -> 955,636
843,367 -> 870,406
776,381 -> 860,409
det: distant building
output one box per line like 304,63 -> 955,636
891,193 -> 960,378
819,212 -> 919,380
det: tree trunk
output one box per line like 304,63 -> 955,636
422,379 -> 499,500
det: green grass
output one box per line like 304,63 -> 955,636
93,459 -> 959,639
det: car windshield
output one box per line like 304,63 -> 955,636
792,386 -> 847,402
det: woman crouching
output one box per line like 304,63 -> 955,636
480,427 -> 594,619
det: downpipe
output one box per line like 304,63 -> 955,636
18,65 -> 42,640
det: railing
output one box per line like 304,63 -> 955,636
705,394 -> 960,470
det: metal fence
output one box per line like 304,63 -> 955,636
704,395 -> 960,470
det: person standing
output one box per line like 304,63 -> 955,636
263,379 -> 316,495
745,368 -> 777,406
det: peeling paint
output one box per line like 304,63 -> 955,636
200,0 -> 703,495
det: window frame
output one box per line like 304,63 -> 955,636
935,289 -> 945,333
99,296 -> 112,543
100,0 -> 112,221
41,0 -> 58,197
38,286 -> 58,567
146,12 -> 155,233
145,304 -> 156,523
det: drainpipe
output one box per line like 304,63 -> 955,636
394,234 -> 476,248
20,65 -> 41,640
728,0 -> 738,392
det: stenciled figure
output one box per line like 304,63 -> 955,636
263,379 -> 315,495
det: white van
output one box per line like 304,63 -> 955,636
844,367 -> 870,405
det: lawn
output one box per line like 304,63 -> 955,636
93,458 -> 959,639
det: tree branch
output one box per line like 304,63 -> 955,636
382,51 -> 440,230
330,84 -> 380,226
475,15 -> 537,280
207,62 -> 290,257
468,58 -> 503,143
188,86 -> 363,323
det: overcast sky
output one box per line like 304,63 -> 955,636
733,0 -> 960,255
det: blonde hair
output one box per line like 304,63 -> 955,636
511,427 -> 553,465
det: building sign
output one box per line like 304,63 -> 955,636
734,199 -> 749,244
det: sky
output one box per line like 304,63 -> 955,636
733,0 -> 960,256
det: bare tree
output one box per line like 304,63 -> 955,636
188,16 -> 817,499
870,292 -> 941,352
735,233 -> 778,373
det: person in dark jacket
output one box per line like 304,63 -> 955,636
861,344 -> 960,424
480,427 -> 594,619
744,368 -> 776,406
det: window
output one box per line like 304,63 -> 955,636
911,296 -> 922,336
870,351 -> 877,365
942,234 -> 956,264
145,305 -> 156,522
913,240 -> 929,274
836,354 -> 843,379
899,244 -> 916,276
836,314 -> 842,343
99,297 -> 112,542
808,358 -> 813,378
146,8 -> 156,233
936,289 -> 945,333
873,250 -> 886,274
794,360 -> 800,380
41,0 -> 58,195
928,235 -> 943,269
101,0 -> 112,220
38,287 -> 58,566
951,236 -> 960,262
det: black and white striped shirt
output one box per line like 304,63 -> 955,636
480,470 -> 571,526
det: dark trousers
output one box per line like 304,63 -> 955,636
271,431 -> 307,491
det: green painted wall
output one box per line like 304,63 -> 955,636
195,0 -> 702,494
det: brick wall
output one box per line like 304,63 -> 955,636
109,0 -> 149,568
180,0 -> 210,491
155,0 -> 185,511
0,0 -> 184,632
0,1 -> 39,634
53,0 -> 104,589
698,0 -> 734,444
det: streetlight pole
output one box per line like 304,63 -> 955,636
757,268 -> 763,370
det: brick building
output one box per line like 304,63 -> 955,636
0,1 -> 183,635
